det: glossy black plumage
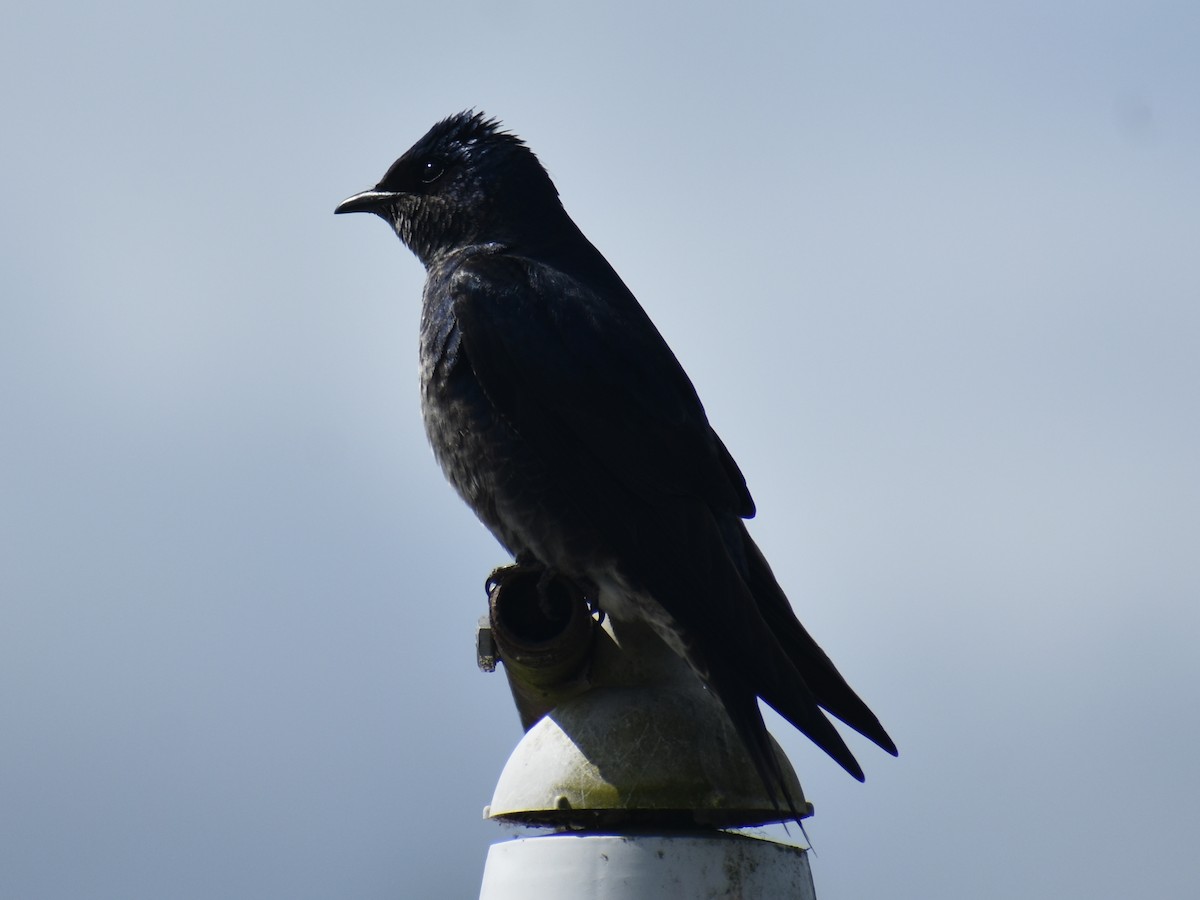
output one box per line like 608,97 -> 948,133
336,111 -> 896,815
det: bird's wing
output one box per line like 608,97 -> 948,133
447,251 -> 754,519
447,250 -> 895,780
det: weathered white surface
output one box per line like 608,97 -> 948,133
479,832 -> 815,899
486,683 -> 810,827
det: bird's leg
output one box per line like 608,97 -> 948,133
513,549 -> 539,568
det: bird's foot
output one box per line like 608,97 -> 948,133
487,561 -> 603,626
486,560 -> 569,623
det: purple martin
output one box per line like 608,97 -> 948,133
335,111 -> 896,816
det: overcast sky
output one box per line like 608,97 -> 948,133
2,2 -> 1198,898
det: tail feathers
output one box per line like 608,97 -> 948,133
755,673 -> 866,782
707,665 -> 811,823
766,604 -> 898,757
627,507 -> 894,801
708,577 -> 868,786
740,524 -> 898,758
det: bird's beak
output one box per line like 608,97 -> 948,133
334,189 -> 400,215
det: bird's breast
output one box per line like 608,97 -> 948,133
416,295 -> 547,562
416,295 -> 613,573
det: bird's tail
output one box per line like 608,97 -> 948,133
737,522 -> 898,761
702,657 -> 812,823
629,507 -> 894,817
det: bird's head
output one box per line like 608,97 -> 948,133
335,111 -> 562,266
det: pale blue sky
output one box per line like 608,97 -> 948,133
3,2 -> 1198,897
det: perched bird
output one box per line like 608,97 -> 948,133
335,111 -> 896,817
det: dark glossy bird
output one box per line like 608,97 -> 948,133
335,111 -> 896,816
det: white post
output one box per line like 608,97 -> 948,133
481,833 -> 814,899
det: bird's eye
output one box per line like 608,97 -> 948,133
420,159 -> 445,184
